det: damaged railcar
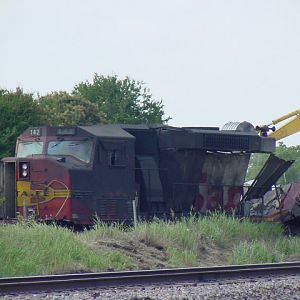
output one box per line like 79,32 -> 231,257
242,154 -> 300,224
244,108 -> 300,226
245,182 -> 300,224
0,123 -> 275,224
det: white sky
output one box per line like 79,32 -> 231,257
1,0 -> 300,146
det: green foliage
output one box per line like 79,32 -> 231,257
246,142 -> 300,184
166,247 -> 198,267
38,91 -> 104,126
86,220 -> 127,240
128,213 -> 284,266
189,213 -> 283,245
0,222 -> 133,277
0,88 -> 42,158
275,142 -> 300,184
231,240 -> 285,264
231,237 -> 300,264
2,214 -> 300,277
73,74 -> 170,124
0,74 -> 170,159
245,153 -> 269,182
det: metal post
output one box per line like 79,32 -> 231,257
261,194 -> 264,221
147,169 -> 151,203
132,192 -> 138,227
221,184 -> 224,213
22,192 -> 27,220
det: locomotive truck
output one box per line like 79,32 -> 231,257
0,123 -> 275,224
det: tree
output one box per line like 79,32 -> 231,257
274,142 -> 300,184
0,74 -> 170,159
246,152 -> 269,182
73,74 -> 170,124
246,142 -> 300,184
0,88 -> 42,158
38,91 -> 104,126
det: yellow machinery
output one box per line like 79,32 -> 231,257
256,109 -> 300,141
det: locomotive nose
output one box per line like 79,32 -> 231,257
15,157 -> 71,220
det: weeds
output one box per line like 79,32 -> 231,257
0,222 -> 133,277
1,213 -> 300,277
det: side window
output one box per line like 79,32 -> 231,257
99,140 -> 126,167
108,149 -> 125,166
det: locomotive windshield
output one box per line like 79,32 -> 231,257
17,141 -> 44,157
47,140 -> 93,163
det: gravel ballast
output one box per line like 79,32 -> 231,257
2,275 -> 300,299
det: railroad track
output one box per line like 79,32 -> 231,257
1,262 -> 300,295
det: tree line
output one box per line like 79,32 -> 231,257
0,74 -> 170,158
1,74 -> 299,184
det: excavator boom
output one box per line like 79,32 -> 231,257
269,115 -> 300,141
271,109 -> 300,125
257,109 -> 300,141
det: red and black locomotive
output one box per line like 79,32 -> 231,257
0,123 -> 275,224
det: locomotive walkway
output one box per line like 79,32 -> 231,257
1,262 -> 300,295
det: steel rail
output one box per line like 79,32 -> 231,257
1,261 -> 300,294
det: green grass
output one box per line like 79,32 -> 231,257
126,213 -> 287,266
231,241 -> 285,264
0,222 -> 133,277
231,237 -> 300,264
2,213 -> 300,277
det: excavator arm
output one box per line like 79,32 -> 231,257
256,109 -> 300,141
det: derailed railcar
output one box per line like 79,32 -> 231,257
0,123 -> 275,224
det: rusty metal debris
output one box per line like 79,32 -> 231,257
242,154 -> 300,223
245,182 -> 300,223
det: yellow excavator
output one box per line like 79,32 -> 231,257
256,109 -> 300,141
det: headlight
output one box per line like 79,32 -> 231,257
19,162 -> 30,178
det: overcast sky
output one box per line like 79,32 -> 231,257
1,0 -> 300,145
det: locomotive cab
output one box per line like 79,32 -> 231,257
0,125 -> 136,224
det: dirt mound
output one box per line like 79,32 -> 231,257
90,237 -> 170,270
86,235 -> 232,270
197,242 -> 232,266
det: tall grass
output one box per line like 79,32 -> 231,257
127,213 -> 286,266
0,222 -> 133,277
2,213 -> 300,277
231,237 -> 300,264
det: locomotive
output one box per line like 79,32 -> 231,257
0,123 -> 275,224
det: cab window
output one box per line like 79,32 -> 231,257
99,141 -> 126,167
17,141 -> 44,157
47,140 -> 93,163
